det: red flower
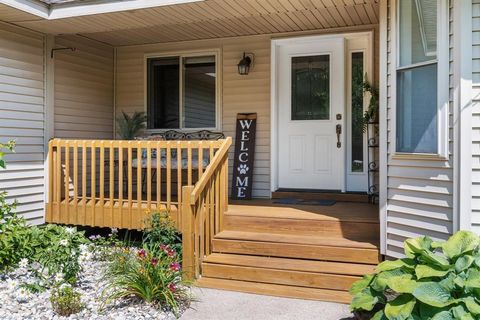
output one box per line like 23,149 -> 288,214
151,258 -> 158,266
138,249 -> 146,259
159,244 -> 167,250
166,247 -> 176,257
168,283 -> 177,293
169,262 -> 181,271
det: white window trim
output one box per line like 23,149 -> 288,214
391,0 -> 450,159
143,49 -> 222,133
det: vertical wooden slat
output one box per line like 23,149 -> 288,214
198,142 -> 204,180
64,141 -> 70,224
147,142 -> 152,211
90,141 -> 96,226
119,144 -> 124,228
99,141 -> 105,227
137,146 -> 142,229
55,141 -> 61,223
156,144 -> 161,204
187,143 -> 192,186
177,142 -> 182,227
166,142 -> 172,211
109,141 -> 114,228
73,142 -> 78,224
82,141 -> 87,225
128,143 -> 133,229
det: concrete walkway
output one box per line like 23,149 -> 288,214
180,288 -> 354,320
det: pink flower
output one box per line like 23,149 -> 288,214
159,244 -> 167,250
138,249 -> 146,259
166,247 -> 176,258
169,262 -> 181,272
168,283 -> 177,293
151,258 -> 158,266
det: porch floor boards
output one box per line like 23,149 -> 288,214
198,200 -> 380,304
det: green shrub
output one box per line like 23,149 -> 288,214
102,246 -> 189,314
350,231 -> 480,320
0,140 -> 28,270
50,283 -> 84,316
0,210 -> 30,271
143,211 -> 182,256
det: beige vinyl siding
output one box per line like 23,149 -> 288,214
115,35 -> 271,198
116,29 -> 377,198
472,0 -> 480,232
54,35 -> 114,139
384,0 -> 454,257
0,22 -> 45,225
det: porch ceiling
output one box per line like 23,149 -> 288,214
0,0 -> 379,46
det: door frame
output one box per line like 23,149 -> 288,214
270,31 -> 374,193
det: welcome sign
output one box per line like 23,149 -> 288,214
231,113 -> 257,200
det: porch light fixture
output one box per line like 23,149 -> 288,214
237,52 -> 254,75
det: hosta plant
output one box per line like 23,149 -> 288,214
350,231 -> 480,320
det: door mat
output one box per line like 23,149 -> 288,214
273,198 -> 337,206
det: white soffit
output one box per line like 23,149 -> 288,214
0,0 -> 204,20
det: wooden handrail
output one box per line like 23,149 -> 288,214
190,137 -> 232,203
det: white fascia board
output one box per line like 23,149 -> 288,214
49,0 -> 203,19
1,0 -> 203,20
0,0 -> 49,19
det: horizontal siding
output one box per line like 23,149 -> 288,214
384,0 -> 454,257
472,0 -> 480,233
0,22 -> 45,225
54,35 -> 114,139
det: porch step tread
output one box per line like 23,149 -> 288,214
227,200 -> 378,223
272,191 -> 369,203
201,262 -> 359,291
223,214 -> 379,239
214,230 -> 379,249
196,277 -> 352,304
204,253 -> 376,276
212,238 -> 380,265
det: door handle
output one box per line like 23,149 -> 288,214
336,124 -> 342,148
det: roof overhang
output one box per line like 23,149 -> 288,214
0,0 -> 203,20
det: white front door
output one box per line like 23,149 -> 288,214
277,37 -> 346,191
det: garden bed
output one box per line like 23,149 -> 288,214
0,251 -> 188,320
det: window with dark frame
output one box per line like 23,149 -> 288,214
147,55 -> 216,130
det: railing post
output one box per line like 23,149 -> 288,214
46,140 -> 55,222
181,185 -> 195,281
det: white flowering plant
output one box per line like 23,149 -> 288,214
26,224 -> 90,288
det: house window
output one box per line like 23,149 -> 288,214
147,55 -> 217,129
396,0 -> 444,154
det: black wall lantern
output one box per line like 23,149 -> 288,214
237,52 -> 254,75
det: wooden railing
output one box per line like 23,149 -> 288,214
46,138 -> 226,230
181,137 -> 232,280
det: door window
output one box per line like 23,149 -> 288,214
291,55 -> 330,120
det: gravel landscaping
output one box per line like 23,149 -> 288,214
0,247 -> 190,320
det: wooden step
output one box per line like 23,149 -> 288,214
196,277 -> 352,304
212,233 -> 380,264
204,253 -> 376,276
272,191 -> 369,203
202,263 -> 358,291
224,214 -> 379,239
215,230 -> 379,249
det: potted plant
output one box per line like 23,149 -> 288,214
361,77 -> 379,133
115,111 -> 147,140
